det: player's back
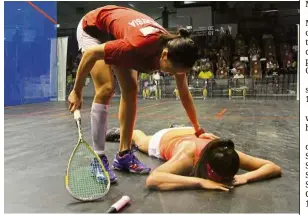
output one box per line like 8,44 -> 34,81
83,5 -> 166,40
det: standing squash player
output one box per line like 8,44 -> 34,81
68,5 -> 206,183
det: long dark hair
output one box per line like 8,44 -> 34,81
192,139 -> 240,182
159,28 -> 198,69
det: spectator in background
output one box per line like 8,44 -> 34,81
267,62 -> 280,76
198,62 -> 214,80
140,73 -> 150,99
216,60 -> 229,79
266,56 -> 279,75
217,58 -> 228,72
153,70 -> 161,82
291,61 -> 297,74
153,71 -> 162,99
233,69 -> 244,79
286,61 -> 297,75
66,71 -> 75,96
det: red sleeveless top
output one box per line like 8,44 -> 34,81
159,133 -> 210,164
81,5 -> 168,71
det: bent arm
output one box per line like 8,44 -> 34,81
73,44 -> 106,92
242,163 -> 282,183
146,150 -> 201,190
174,73 -> 201,132
146,171 -> 202,190
237,151 -> 282,183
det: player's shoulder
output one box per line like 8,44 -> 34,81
180,140 -> 197,157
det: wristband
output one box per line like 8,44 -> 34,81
195,128 -> 206,137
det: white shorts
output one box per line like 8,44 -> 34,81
76,19 -> 102,52
148,127 -> 193,159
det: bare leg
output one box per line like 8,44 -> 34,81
113,67 -> 138,153
91,60 -> 114,104
111,67 -> 151,174
132,130 -> 152,154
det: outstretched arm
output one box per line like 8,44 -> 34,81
174,73 -> 202,133
146,171 -> 230,191
146,171 -> 202,190
233,151 -> 282,186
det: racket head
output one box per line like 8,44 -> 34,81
65,138 -> 110,201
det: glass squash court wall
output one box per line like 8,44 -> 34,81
4,1 -> 57,106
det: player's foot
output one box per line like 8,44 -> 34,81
100,155 -> 118,183
112,147 -> 151,174
106,127 -> 120,142
90,155 -> 117,183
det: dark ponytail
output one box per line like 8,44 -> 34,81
159,28 -> 198,69
178,28 -> 191,38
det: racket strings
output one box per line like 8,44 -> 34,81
67,141 -> 109,201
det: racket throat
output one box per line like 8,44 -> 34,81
76,120 -> 83,139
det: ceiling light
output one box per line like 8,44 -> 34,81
184,1 -> 196,4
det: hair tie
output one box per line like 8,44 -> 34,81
206,163 -> 231,182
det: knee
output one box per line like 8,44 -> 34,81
96,83 -> 115,99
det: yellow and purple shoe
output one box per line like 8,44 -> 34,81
112,147 -> 151,174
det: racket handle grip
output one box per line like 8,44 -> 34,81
107,196 -> 130,213
74,110 -> 81,121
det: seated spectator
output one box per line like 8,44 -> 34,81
285,61 -> 297,75
217,58 -> 228,71
282,50 -> 294,69
232,59 -> 246,76
216,61 -> 229,79
266,56 -> 279,75
198,62 -> 214,80
267,62 -> 280,76
233,69 -> 245,79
